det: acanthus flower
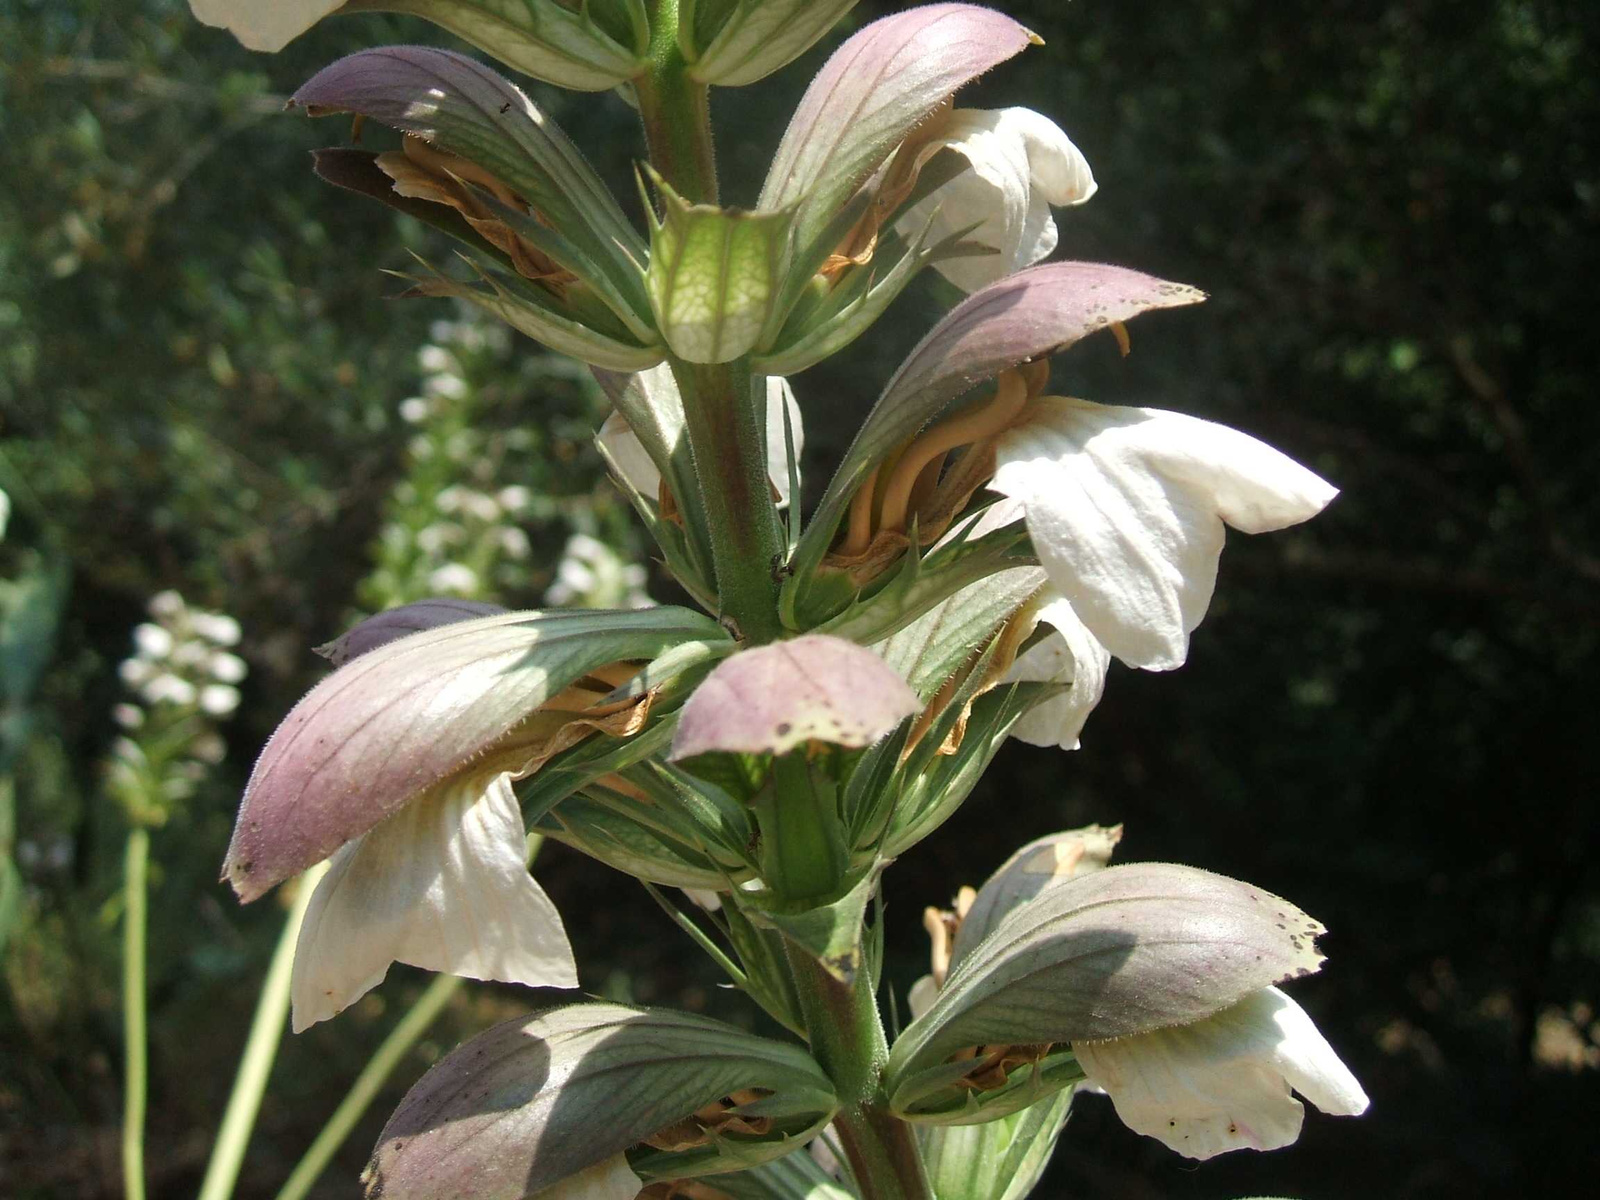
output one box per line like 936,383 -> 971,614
1073,986 -> 1370,1160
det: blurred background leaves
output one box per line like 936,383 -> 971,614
1,1 -> 1597,1197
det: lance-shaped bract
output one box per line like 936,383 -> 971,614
681,1 -> 861,87
884,863 -> 1328,1120
225,606 -> 725,902
669,635 -> 919,760
918,1085 -> 1074,1200
783,262 -> 1206,626
292,47 -> 655,342
365,1003 -> 839,1200
646,172 -> 793,364
189,1 -> 652,91
758,4 -> 1037,250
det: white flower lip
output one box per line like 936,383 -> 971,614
291,773 -> 577,1031
1074,985 -> 1369,1160
992,397 -> 1338,671
901,106 -> 1098,292
188,1 -> 340,53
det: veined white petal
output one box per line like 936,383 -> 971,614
538,1154 -> 643,1200
1006,594 -> 1111,750
291,773 -> 577,1032
1074,987 -> 1368,1161
598,374 -> 804,506
900,107 -> 1097,292
993,398 -> 1337,671
188,1 -> 339,52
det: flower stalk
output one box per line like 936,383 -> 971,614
121,825 -> 150,1200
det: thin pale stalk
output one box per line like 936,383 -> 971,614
196,860 -> 329,1200
121,826 -> 150,1200
786,946 -> 934,1200
273,972 -> 462,1200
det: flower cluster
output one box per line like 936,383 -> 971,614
110,590 -> 247,824
190,3 -> 1369,1197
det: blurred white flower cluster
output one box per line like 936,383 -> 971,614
544,533 -> 652,610
361,315 -> 650,611
110,590 -> 248,824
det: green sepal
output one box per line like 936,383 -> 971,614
876,564 -> 1045,702
919,1080 -> 1076,1198
342,1 -> 652,91
755,219 -> 963,377
394,251 -> 664,370
720,901 -> 807,1035
646,168 -> 795,363
741,868 -> 879,985
701,1146 -> 861,1200
891,1046 -> 1084,1126
752,753 -> 850,903
803,516 -> 1034,644
365,1003 -> 838,1199
884,864 -> 1332,1120
538,783 -> 750,889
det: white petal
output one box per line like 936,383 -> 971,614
1006,594 -> 1110,750
188,1 -> 340,52
291,774 -> 577,1032
597,409 -> 664,500
538,1154 -> 643,1200
993,398 -> 1337,670
907,974 -> 941,1021
600,372 -> 803,506
765,376 -> 806,507
900,107 -> 1097,292
1073,987 -> 1367,1161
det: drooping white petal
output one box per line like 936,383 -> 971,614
597,373 -> 805,506
900,107 -> 1097,292
1073,986 -> 1368,1161
907,973 -> 941,1022
993,398 -> 1337,671
291,773 -> 577,1032
537,1154 -> 643,1200
1006,594 -> 1111,750
188,1 -> 340,52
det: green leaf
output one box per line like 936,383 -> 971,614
704,1147 -> 860,1199
684,1 -> 861,87
743,868 -> 879,984
366,1003 -> 839,1199
342,1 -> 651,91
646,171 -> 794,363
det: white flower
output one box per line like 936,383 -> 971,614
208,651 -> 248,684
1005,592 -> 1110,751
399,396 -> 431,424
598,371 -> 805,507
142,674 -> 197,707
427,563 -> 479,595
148,590 -> 185,619
119,658 -> 154,688
900,107 -> 1097,293
991,398 -> 1337,671
291,773 -> 578,1031
112,703 -> 145,730
191,611 -> 242,647
199,684 -> 241,717
133,623 -> 174,660
1073,986 -> 1369,1160
189,1 -> 341,53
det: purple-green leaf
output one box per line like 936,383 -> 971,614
314,598 -> 506,667
669,634 -> 919,759
225,607 -> 723,902
885,862 -> 1329,1114
758,4 -> 1036,246
364,1003 -> 837,1200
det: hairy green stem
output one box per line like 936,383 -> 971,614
636,4 -> 783,641
670,358 -> 786,641
197,860 -> 328,1200
274,972 -> 462,1200
122,826 -> 150,1200
786,947 -> 933,1200
638,0 -> 718,205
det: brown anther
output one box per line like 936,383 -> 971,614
952,1042 -> 1055,1092
658,476 -> 684,527
1109,321 -> 1131,357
